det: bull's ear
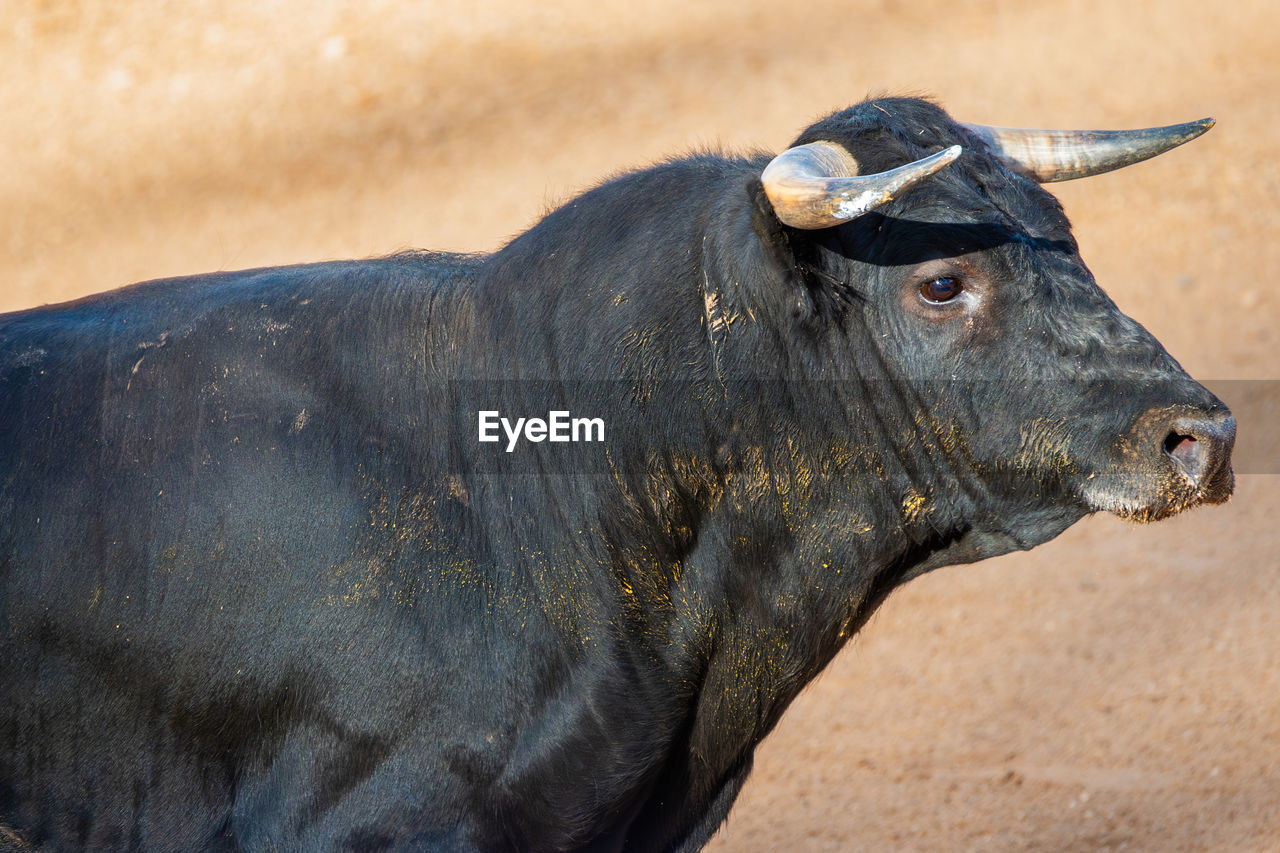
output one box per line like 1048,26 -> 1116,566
749,177 -> 821,285
748,177 -> 796,270
747,178 -> 834,321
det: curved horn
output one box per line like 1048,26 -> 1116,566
761,142 -> 962,229
961,118 -> 1214,183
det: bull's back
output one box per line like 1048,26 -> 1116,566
0,262 -> 399,619
0,256 -> 481,849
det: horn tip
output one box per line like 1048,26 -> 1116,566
1178,117 -> 1215,144
923,144 -> 962,173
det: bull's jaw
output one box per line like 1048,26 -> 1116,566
1082,464 -> 1235,524
897,504 -> 1087,583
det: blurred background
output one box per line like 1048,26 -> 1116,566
2,1 -> 1276,849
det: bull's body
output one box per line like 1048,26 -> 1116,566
0,99 -> 1232,851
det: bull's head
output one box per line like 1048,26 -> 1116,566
752,98 -> 1232,555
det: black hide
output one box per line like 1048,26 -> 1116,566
0,97 -> 1231,851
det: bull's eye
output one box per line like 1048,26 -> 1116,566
919,276 -> 963,304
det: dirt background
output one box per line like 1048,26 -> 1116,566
2,1 -> 1277,850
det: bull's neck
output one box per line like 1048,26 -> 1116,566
419,181 -> 990,786
643,281 -> 987,770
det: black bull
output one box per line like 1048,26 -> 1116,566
0,98 -> 1234,850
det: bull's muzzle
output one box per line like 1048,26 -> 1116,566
1098,404 -> 1236,522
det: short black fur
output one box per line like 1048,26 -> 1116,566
0,97 -> 1230,851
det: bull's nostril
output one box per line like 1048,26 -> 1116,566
1163,431 -> 1194,456
1163,430 -> 1205,484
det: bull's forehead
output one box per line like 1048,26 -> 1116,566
834,196 -> 1078,272
798,98 -> 1077,244
913,158 -> 1075,243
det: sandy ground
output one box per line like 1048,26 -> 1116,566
2,1 -> 1277,850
